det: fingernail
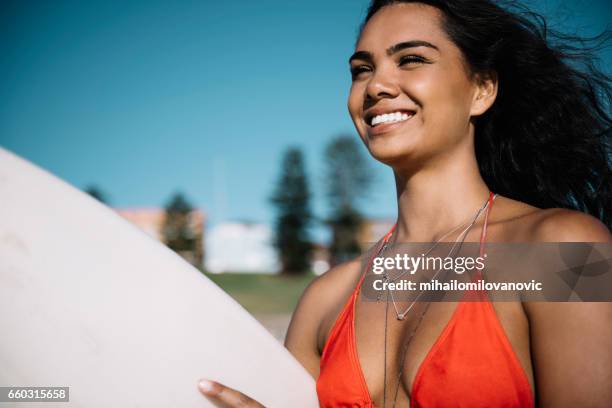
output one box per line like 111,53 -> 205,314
198,379 -> 215,394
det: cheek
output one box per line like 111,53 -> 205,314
409,68 -> 473,128
348,85 -> 366,129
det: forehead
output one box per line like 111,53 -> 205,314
356,3 -> 449,51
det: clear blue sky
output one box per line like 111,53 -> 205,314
1,0 -> 610,232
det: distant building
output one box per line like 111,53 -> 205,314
228,218 -> 394,276
116,208 -> 165,241
205,222 -> 279,274
310,218 -> 394,271
116,208 -> 205,267
358,218 -> 396,249
311,243 -> 330,275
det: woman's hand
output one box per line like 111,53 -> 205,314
198,379 -> 265,407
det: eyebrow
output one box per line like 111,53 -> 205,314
348,40 -> 439,64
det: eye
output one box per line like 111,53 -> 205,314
398,55 -> 428,66
350,65 -> 372,80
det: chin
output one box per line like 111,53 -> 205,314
363,129 -> 425,165
364,137 -> 423,169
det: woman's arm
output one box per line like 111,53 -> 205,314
525,301 -> 612,407
526,210 -> 612,407
285,260 -> 359,378
284,274 -> 329,378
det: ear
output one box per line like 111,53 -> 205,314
470,71 -> 498,116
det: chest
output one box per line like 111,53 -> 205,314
352,299 -> 534,406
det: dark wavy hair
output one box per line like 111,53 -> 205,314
362,0 -> 612,228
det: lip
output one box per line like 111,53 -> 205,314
365,111 -> 415,137
364,107 -> 416,125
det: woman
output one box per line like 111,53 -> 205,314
199,0 -> 612,406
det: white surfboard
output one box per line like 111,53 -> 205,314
0,148 -> 318,408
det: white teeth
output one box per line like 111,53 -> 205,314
370,111 -> 413,126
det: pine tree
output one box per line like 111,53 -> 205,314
84,185 -> 108,204
324,136 -> 373,265
270,147 -> 313,275
163,192 -> 195,253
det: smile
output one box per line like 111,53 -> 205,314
364,109 -> 416,137
370,111 -> 413,127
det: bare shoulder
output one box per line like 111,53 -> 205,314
294,256 -> 363,316
488,197 -> 612,404
489,196 -> 610,243
284,256 -> 363,378
519,208 -> 612,404
531,208 -> 611,242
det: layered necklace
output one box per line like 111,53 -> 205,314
375,193 -> 497,407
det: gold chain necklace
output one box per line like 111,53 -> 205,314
377,194 -> 496,407
378,196 -> 493,320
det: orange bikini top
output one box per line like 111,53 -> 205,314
316,193 -> 534,407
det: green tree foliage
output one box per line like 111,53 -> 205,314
84,185 -> 108,204
163,192 -> 195,253
324,136 -> 373,265
270,147 -> 313,275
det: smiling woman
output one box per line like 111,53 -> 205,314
199,1 -> 612,407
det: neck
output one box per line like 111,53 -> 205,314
392,148 -> 491,242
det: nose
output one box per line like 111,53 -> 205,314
365,66 -> 400,102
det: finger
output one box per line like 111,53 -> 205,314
198,379 -> 264,408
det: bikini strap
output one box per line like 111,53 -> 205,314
383,223 -> 396,242
357,193 -> 494,292
355,223 -> 397,291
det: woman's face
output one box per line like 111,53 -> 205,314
348,3 -> 491,169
